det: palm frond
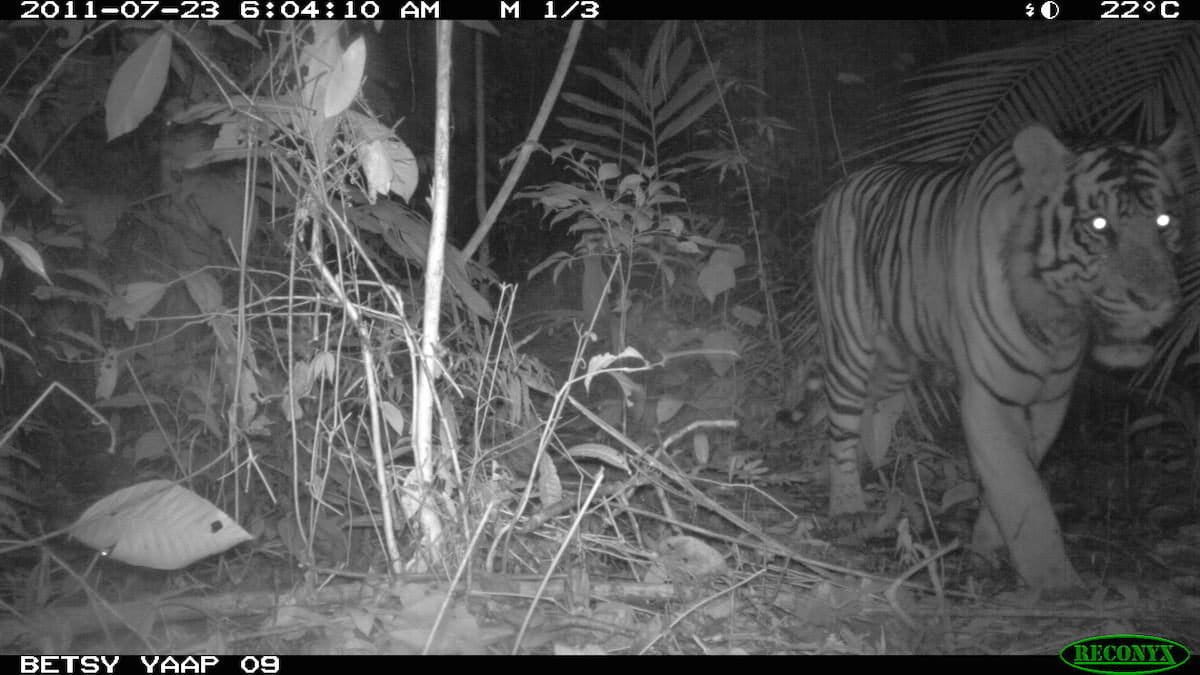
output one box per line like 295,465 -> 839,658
557,21 -> 723,171
871,23 -> 1200,165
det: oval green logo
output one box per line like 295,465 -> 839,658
1060,634 -> 1191,675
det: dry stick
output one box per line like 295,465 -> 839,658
284,113 -> 308,568
407,20 -> 456,568
639,569 -> 766,655
12,95 -> 85,215
305,171 -> 427,573
284,22 -> 420,575
513,468 -> 606,654
0,21 -> 115,205
230,114 -> 263,519
461,21 -> 585,261
0,27 -> 47,96
564,396 -> 851,582
886,541 -> 961,630
306,210 -> 405,574
910,455 -> 949,593
124,368 -> 241,485
473,30 -> 489,255
484,262 -> 621,572
517,418 -> 742,533
469,286 -> 516,490
36,547 -> 158,653
564,395 -> 823,564
425,500 -> 498,655
0,382 -> 114,457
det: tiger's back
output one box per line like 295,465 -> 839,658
813,124 -> 1188,591
815,162 -> 965,368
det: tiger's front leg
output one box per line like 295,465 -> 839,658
960,381 -> 1083,591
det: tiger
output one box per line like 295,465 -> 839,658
813,123 -> 1189,592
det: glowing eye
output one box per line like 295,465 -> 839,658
1090,217 -> 1107,231
1156,213 -> 1171,228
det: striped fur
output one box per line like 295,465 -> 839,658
814,124 -> 1188,590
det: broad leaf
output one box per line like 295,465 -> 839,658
105,30 -> 172,140
324,36 -> 366,119
69,480 -> 253,570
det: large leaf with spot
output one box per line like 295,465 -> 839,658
69,480 -> 252,570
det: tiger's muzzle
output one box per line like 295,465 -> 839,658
1090,286 -> 1180,368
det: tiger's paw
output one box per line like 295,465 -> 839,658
823,507 -> 898,544
826,485 -> 901,542
1035,583 -> 1091,603
1024,563 -> 1086,599
964,548 -> 1090,601
823,510 -> 873,540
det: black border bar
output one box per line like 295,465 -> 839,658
8,0 -> 1199,21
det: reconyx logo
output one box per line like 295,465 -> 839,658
1060,634 -> 1191,674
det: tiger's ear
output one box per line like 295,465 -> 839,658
1013,125 -> 1071,196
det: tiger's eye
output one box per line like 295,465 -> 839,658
1090,217 -> 1107,231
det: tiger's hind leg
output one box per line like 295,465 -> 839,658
827,329 -> 913,524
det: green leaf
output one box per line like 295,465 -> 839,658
576,66 -> 644,111
458,20 -> 499,36
658,86 -> 721,146
105,30 -> 172,140
0,235 -> 49,283
658,39 -> 694,109
323,36 -> 365,119
559,115 -> 633,145
0,337 -> 34,366
550,138 -> 623,164
561,93 -> 650,135
656,67 -> 718,129
214,21 -> 261,49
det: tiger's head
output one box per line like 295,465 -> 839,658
1008,123 -> 1190,368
